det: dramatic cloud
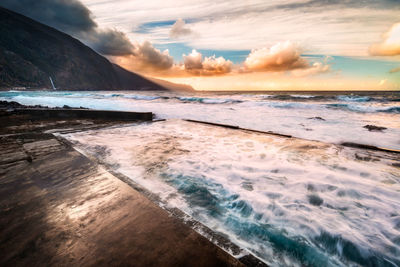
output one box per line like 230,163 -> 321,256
87,29 -> 134,56
0,0 -> 134,56
183,50 -> 232,75
133,41 -> 174,70
244,41 -> 309,71
114,41 -> 174,72
369,22 -> 400,56
0,0 -> 95,34
169,19 -> 193,38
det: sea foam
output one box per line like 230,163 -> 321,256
62,120 -> 400,266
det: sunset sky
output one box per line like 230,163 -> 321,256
2,0 -> 400,90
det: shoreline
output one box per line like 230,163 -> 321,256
2,88 -> 400,94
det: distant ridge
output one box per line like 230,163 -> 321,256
0,7 -> 183,91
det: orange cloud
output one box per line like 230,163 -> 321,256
244,41 -> 309,71
244,41 -> 330,77
113,41 -> 173,72
113,41 -> 329,78
369,22 -> 400,56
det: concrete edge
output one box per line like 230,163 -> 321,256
10,108 -> 153,121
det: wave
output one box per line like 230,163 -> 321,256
336,95 -> 400,103
326,103 -> 400,114
263,94 -> 400,103
177,97 -> 243,104
265,94 -> 333,101
380,106 -> 400,113
336,95 -> 372,102
314,231 -> 400,267
162,172 -> 399,266
123,95 -> 161,100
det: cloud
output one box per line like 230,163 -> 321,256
244,41 -> 309,71
183,50 -> 232,75
369,22 -> 400,56
169,19 -> 192,38
0,0 -> 95,34
202,56 -> 233,74
0,0 -> 134,56
244,42 -> 331,76
133,41 -> 174,70
183,50 -> 203,70
85,0 -> 400,56
274,0 -> 400,10
87,29 -> 134,56
389,66 -> 400,73
291,62 -> 330,77
113,41 -> 174,72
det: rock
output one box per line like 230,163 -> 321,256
307,194 -> 323,206
363,125 -> 387,132
0,100 -> 23,108
392,163 -> 400,168
308,116 -> 325,121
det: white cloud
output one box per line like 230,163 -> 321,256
369,22 -> 400,56
169,19 -> 192,38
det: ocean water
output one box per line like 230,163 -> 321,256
61,120 -> 400,266
2,90 -> 400,266
1,90 -> 399,149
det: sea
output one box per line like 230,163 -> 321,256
1,90 -> 400,266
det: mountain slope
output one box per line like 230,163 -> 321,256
0,7 -> 167,91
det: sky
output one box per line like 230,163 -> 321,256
2,0 -> 400,91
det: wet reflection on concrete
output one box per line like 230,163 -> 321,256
0,116 -> 243,266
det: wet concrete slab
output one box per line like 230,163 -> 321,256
0,113 -> 244,267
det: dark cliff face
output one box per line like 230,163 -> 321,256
0,7 -> 166,91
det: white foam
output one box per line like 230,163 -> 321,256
62,120 -> 400,266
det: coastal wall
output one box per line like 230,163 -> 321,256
13,108 -> 153,121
